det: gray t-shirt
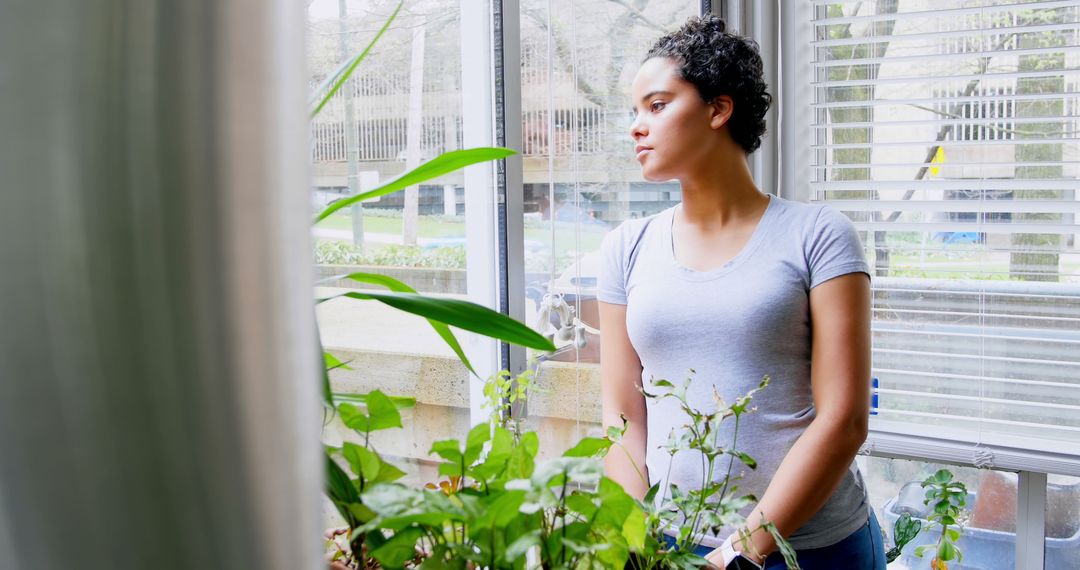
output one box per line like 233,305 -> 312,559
597,194 -> 871,550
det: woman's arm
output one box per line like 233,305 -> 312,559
598,300 -> 651,500
708,272 -> 872,566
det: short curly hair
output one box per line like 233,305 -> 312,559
644,15 -> 772,154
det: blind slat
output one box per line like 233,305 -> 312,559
814,137 -> 1073,149
847,221 -> 1077,234
814,69 -> 1080,88
874,346 -> 1080,365
815,116 -> 1077,129
827,200 -> 1080,214
875,409 -> 1080,433
812,21 -> 1079,48
812,179 -> 1076,190
812,161 -> 1080,172
878,388 -> 1080,412
814,1 -> 1079,26
814,45 -> 1080,68
874,367 -> 1080,390
813,92 -> 1080,109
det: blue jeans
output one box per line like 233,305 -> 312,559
661,510 -> 886,569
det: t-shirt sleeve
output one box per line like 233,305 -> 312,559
807,206 -> 871,289
596,224 -> 628,305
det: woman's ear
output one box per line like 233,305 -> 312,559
710,95 -> 734,129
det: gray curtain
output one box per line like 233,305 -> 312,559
0,1 -> 322,569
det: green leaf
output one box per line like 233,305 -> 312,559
309,0 -> 403,118
430,439 -> 463,463
473,490 -> 527,530
366,390 -> 403,431
324,351 -> 353,372
315,148 -> 517,223
566,493 -> 598,518
606,415 -> 628,443
938,539 -> 959,561
332,392 -> 416,410
504,529 -> 542,562
893,512 -> 922,548
325,453 -> 360,525
346,502 -> 375,524
343,442 -> 381,481
373,457 -> 407,484
472,428 -> 513,481
369,527 -> 424,569
914,544 -> 931,558
507,432 -> 538,479
333,272 -> 476,375
728,450 -> 758,469
316,327 -> 333,408
335,392 -> 406,434
488,426 -> 513,460
563,437 -> 613,458
338,403 -> 371,432
326,291 -> 555,352
464,423 -> 491,465
622,505 -> 646,550
378,511 -> 460,531
643,482 -> 661,505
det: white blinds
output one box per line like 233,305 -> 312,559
809,0 -> 1080,461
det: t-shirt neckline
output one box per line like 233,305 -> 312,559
665,193 -> 777,281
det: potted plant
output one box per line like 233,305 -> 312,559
319,364 -> 802,569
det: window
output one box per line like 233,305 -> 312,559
802,0 -> 1080,463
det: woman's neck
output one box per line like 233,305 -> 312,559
676,151 -> 766,230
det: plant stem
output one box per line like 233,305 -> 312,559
717,415 -> 741,507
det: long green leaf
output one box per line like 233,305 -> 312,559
323,351 -> 352,371
334,272 -> 477,376
325,452 -> 361,527
309,0 -> 403,118
327,290 -> 555,352
316,324 -> 333,408
314,147 -> 516,223
332,392 -> 416,409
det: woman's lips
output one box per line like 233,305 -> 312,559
635,146 -> 652,160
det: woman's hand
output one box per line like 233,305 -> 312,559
704,547 -> 725,569
704,534 -> 766,569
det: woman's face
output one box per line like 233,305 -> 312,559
629,57 -> 727,181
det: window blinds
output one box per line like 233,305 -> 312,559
809,0 -> 1080,462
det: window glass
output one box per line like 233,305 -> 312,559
517,0 -> 699,458
1046,474 -> 1080,570
307,0 -> 473,511
862,456 -> 1017,569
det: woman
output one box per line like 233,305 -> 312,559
597,16 -> 884,570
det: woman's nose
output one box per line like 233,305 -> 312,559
629,114 -> 645,139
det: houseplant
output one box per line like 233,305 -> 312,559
323,367 -> 801,569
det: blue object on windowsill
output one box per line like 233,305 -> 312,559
870,376 -> 879,416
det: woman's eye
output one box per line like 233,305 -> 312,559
650,101 -> 666,112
